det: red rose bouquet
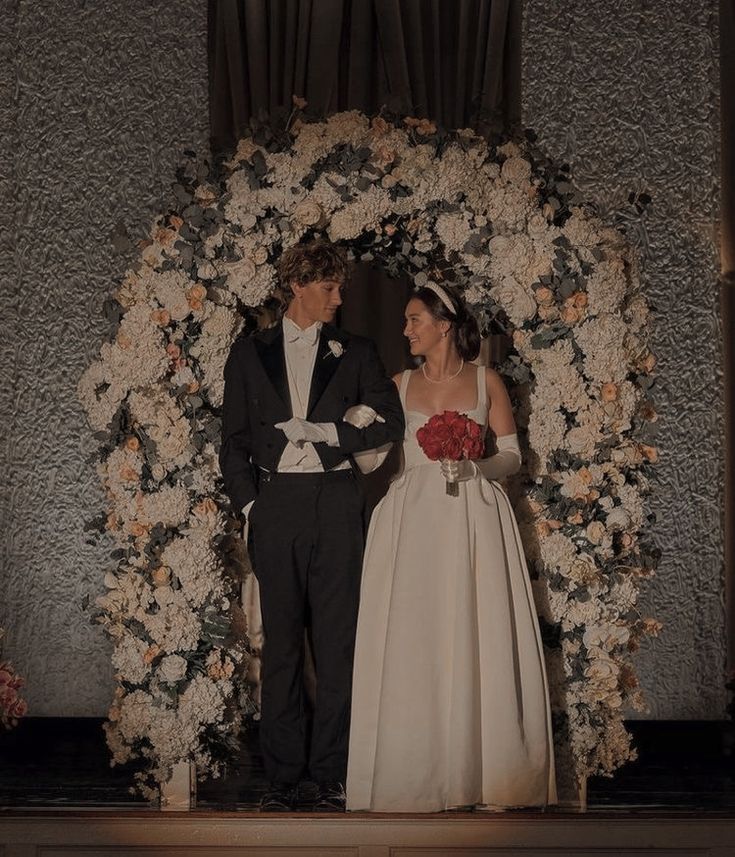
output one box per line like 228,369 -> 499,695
416,410 -> 484,495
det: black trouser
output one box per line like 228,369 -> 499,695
250,469 -> 364,784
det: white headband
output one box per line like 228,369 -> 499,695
421,281 -> 457,316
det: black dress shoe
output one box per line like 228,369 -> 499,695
313,781 -> 346,812
294,779 -> 319,810
259,781 -> 296,811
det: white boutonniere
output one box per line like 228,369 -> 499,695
326,339 -> 344,359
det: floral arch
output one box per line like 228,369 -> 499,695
79,110 -> 660,799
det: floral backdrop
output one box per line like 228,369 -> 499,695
78,108 -> 660,798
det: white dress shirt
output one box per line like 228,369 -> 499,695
278,316 -> 342,471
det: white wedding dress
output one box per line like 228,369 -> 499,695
346,367 -> 557,812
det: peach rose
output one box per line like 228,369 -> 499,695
536,520 -> 552,539
125,436 -> 140,452
194,498 -> 218,518
535,286 -> 554,306
639,443 -> 658,463
166,343 -> 181,360
169,215 -> 184,230
601,382 -> 618,402
642,618 -> 663,636
641,352 -> 656,372
151,566 -> 171,587
151,308 -> 171,326
560,304 -> 581,324
370,116 -> 392,137
153,227 -> 177,248
573,291 -> 589,308
188,284 -> 207,303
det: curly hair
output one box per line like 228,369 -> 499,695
276,240 -> 350,305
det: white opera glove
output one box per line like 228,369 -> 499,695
473,433 -> 522,481
275,417 -> 334,447
343,404 -> 386,429
440,458 -> 477,483
441,433 -> 522,484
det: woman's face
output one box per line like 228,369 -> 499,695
403,298 -> 449,357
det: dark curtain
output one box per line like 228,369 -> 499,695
720,0 -> 735,678
208,0 -> 521,152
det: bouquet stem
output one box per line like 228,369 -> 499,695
443,461 -> 460,497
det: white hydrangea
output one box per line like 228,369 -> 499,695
111,633 -> 151,685
151,270 -> 196,322
575,314 -> 630,383
128,387 -> 193,470
142,587 -> 202,653
159,532 -> 224,609
158,654 -> 188,684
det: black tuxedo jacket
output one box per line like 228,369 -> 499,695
219,321 -> 405,513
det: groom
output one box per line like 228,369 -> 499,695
220,240 -> 404,811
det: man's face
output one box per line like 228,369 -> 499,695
292,279 -> 344,325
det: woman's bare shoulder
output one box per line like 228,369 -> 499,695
484,366 -> 506,388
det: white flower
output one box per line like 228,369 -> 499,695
158,654 -> 188,684
489,276 -> 537,326
583,623 -> 630,652
327,340 -> 344,358
111,633 -> 151,685
292,198 -> 325,227
160,532 -> 224,609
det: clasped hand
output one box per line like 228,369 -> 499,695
274,417 -> 328,447
440,459 -> 477,483
275,404 -> 385,447
343,404 -> 386,429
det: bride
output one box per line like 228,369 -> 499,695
345,282 -> 557,812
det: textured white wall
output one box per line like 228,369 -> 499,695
0,1 -> 726,718
0,1 -> 209,715
522,0 -> 726,718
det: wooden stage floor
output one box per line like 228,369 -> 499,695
1,718 -> 734,856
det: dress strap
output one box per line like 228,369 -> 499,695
398,369 -> 412,406
476,364 -> 487,413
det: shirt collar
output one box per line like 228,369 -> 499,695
283,315 -> 322,346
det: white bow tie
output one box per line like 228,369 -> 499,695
285,323 -> 320,346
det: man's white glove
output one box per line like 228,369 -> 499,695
440,459 -> 477,483
275,417 -> 334,447
343,404 -> 386,429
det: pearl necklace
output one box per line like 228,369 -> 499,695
421,359 -> 464,384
